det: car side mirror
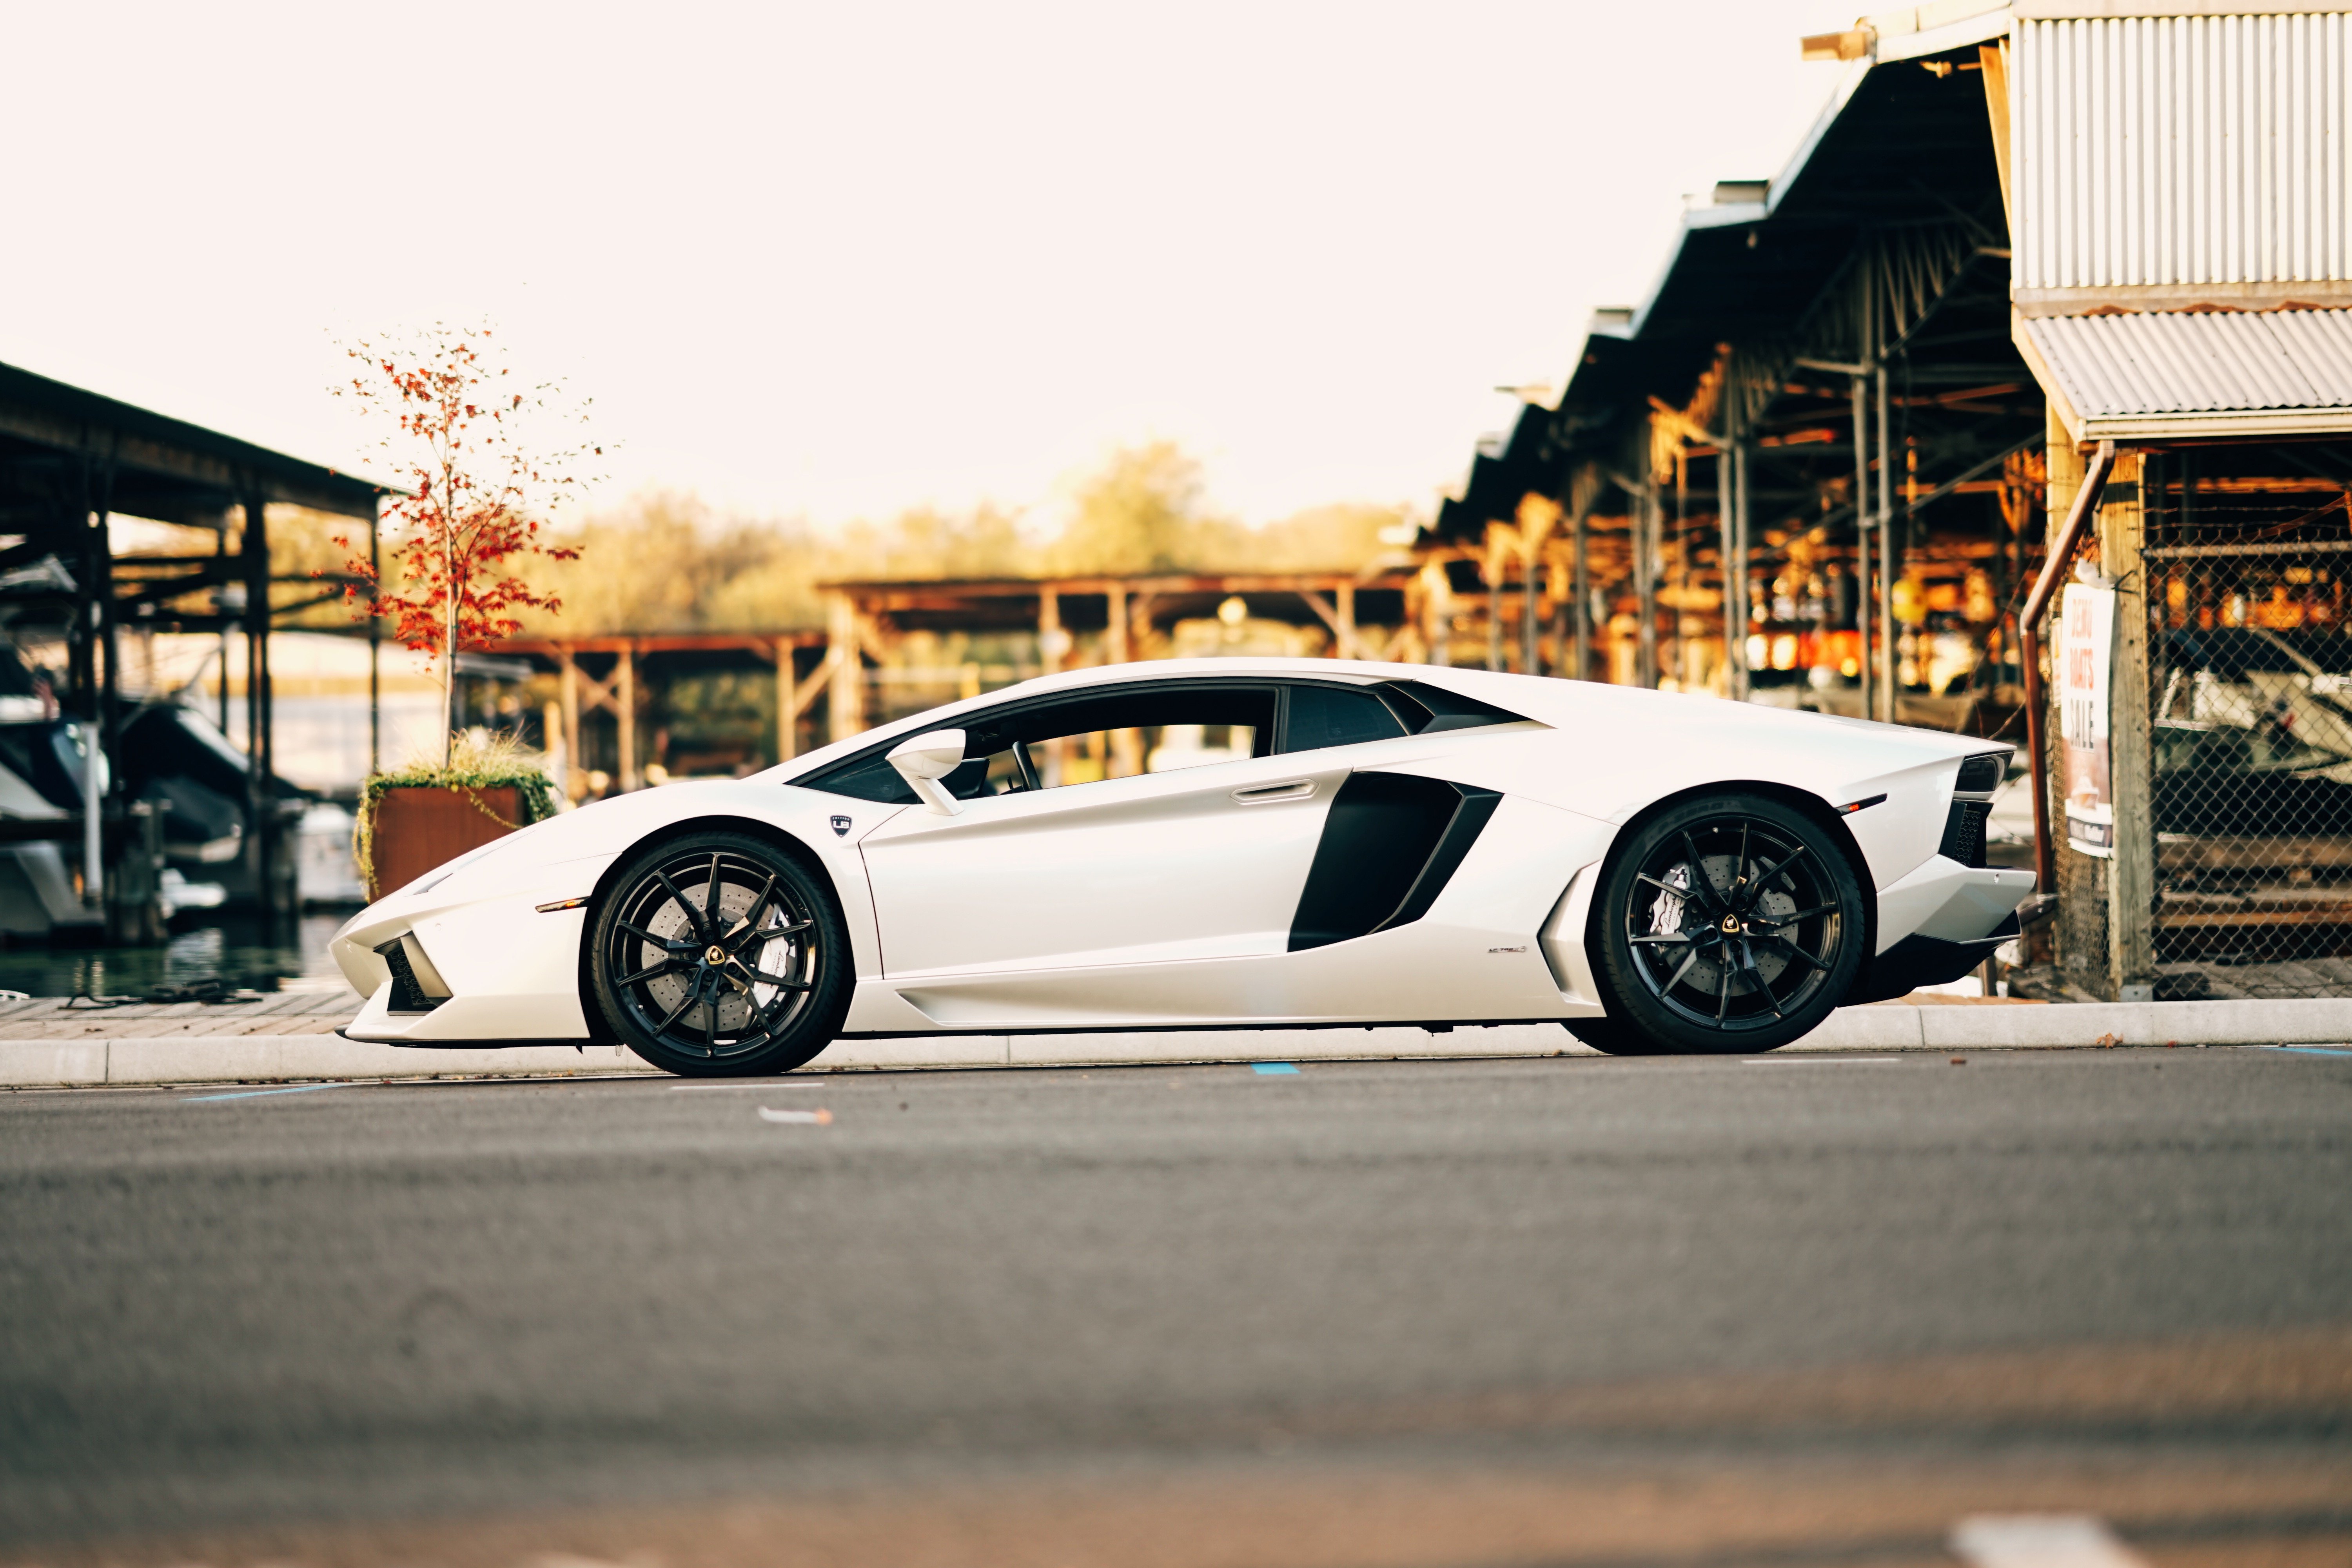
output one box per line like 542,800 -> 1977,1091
887,729 -> 968,816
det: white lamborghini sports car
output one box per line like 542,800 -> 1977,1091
332,659 -> 2036,1075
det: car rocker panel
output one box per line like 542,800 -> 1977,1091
849,790 -> 1607,1033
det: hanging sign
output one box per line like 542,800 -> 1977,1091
2057,581 -> 2115,858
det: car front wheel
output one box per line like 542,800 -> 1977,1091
590,831 -> 850,1077
1575,793 -> 1866,1056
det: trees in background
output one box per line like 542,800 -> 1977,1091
1048,441 -> 1207,577
279,441 -> 1411,641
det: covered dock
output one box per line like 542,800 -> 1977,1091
1419,0 -> 2352,1002
0,360 -> 382,934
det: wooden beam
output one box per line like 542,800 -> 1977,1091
779,644 -> 841,764
1296,590 -> 1347,656
1297,588 -> 1363,660
569,660 -> 624,721
500,631 -> 827,659
615,648 -> 637,793
1980,42 -> 2013,240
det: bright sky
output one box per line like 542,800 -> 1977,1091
2,2 -> 1849,530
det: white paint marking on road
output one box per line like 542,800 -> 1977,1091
1951,1515 -> 2149,1568
181,1082 -> 356,1103
1742,1056 -> 1903,1065
758,1106 -> 832,1125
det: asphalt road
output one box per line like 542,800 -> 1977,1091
4,1047 -> 2350,1566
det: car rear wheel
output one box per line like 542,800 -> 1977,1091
591,831 -> 850,1077
1579,793 -> 1866,1056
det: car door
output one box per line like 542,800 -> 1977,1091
858,683 -> 1347,982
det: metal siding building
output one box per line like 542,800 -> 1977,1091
2014,8 -> 2351,293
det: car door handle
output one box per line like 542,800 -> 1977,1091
1232,780 -> 1315,804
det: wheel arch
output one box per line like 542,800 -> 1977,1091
572,813 -> 850,1046
1583,779 -> 1879,969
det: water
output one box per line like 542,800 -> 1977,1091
0,912 -> 357,1000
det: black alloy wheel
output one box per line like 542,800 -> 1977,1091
1573,793 -> 1866,1056
590,831 -> 849,1076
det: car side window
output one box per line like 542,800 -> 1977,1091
964,685 -> 1275,791
1375,680 -> 1529,733
800,750 -> 924,805
798,684 -> 1278,804
1278,683 -> 1407,753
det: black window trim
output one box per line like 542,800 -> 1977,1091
787,673 -> 1532,798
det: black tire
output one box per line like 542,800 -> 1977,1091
590,831 -> 850,1077
1582,793 -> 1866,1056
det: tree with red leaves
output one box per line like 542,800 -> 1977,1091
334,324 -> 599,765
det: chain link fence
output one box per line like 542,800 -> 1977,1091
2143,448 -> 2352,1000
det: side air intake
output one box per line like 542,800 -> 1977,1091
1288,774 -> 1501,951
1939,801 -> 1991,868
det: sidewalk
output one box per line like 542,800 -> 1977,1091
1,990 -> 2347,1088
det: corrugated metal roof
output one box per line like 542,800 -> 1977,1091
2020,308 -> 2352,436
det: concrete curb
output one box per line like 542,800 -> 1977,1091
2,999 -> 2345,1088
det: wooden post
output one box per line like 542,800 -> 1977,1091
1571,501 -> 1590,681
1875,362 -> 1895,722
1635,481 -> 1659,690
1336,582 -> 1357,661
541,700 -> 564,797
1730,419 -> 1753,701
558,646 -> 580,790
1852,374 -> 1871,709
773,638 -> 794,762
1484,543 -> 1503,672
90,474 -> 116,915
615,647 -> 637,792
1720,395 -> 1745,700
1512,493 -> 1559,675
1039,586 -> 1065,784
1670,450 -> 1688,688
1517,556 -> 1537,675
1421,561 -> 1452,668
1106,582 -> 1128,664
2103,449 -> 2155,1002
1547,540 -> 1572,679
242,493 -> 278,926
828,591 -> 864,743
1038,586 -> 1063,675
1130,591 -> 1156,661
1854,256 -> 1877,717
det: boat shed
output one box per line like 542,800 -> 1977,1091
1425,0 -> 2352,1002
0,360 -> 383,934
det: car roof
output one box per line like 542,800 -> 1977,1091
755,657 -> 1495,784
754,655 -> 1998,788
